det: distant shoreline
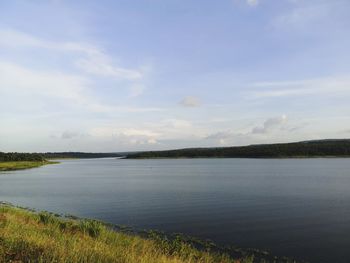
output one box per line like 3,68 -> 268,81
124,155 -> 350,160
125,139 -> 350,159
2,138 -> 350,161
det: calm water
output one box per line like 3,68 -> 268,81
1,158 -> 350,262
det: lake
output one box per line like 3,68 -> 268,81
1,158 -> 350,263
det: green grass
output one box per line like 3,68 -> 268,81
0,205 -> 260,263
0,161 -> 58,171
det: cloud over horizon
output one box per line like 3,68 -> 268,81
252,115 -> 287,134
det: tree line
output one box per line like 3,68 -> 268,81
0,152 -> 45,162
0,152 -> 125,162
126,139 -> 350,159
42,152 -> 125,159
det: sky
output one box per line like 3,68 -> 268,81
1,0 -> 350,152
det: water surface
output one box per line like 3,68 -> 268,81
1,158 -> 350,263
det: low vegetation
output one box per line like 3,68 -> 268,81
0,161 -> 58,171
0,152 -> 58,171
0,204 -> 299,263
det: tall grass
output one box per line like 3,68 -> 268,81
0,205 -> 259,263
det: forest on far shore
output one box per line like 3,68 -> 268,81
2,139 -> 350,162
125,139 -> 350,159
0,152 -> 125,162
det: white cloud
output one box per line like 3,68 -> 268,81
0,61 -> 87,103
119,128 -> 161,138
61,131 -> 82,139
162,119 -> 192,129
206,130 -> 235,140
251,115 -> 287,134
75,53 -> 142,80
205,115 -> 289,146
0,61 -> 160,114
143,119 -> 199,141
90,127 -> 161,146
90,127 -> 160,138
206,130 -> 236,145
87,118 -> 197,147
0,28 -> 44,48
179,96 -> 201,107
129,84 -> 145,97
0,27 -> 144,91
0,61 -> 121,114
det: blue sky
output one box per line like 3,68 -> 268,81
1,0 -> 350,152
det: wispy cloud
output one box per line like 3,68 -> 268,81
87,118 -> 197,147
205,115 -> 291,145
246,0 -> 259,7
250,77 -> 350,98
162,119 -> 192,129
206,130 -> 236,145
271,1 -> 345,30
0,28 -> 145,89
129,84 -> 145,97
61,131 -> 84,139
273,6 -> 326,29
0,28 -> 46,48
179,96 -> 201,107
0,61 -> 88,105
251,115 -> 287,134
90,127 -> 161,146
0,61 -> 160,114
74,52 -> 142,80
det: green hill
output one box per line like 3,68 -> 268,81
126,139 -> 350,159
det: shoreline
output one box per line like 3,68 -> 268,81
0,201 -> 301,263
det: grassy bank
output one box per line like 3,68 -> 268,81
0,161 -> 58,171
0,204 -> 300,263
0,205 -> 251,263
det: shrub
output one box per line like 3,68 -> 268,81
38,212 -> 57,225
0,214 -> 7,228
79,219 -> 104,238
